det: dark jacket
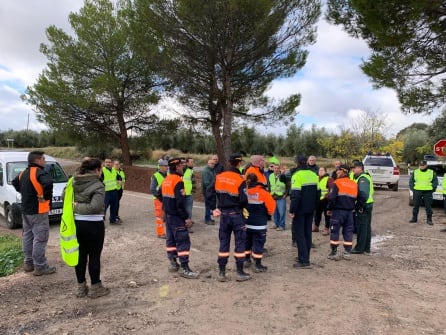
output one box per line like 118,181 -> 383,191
289,166 -> 320,214
12,163 -> 53,215
206,167 -> 248,211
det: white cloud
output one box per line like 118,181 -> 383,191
0,1 -> 438,138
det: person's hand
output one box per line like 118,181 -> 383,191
185,219 -> 194,228
289,213 -> 295,219
212,209 -> 221,217
326,210 -> 332,216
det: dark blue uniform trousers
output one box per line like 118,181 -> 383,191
330,209 -> 354,251
245,229 -> 267,258
104,190 -> 118,223
218,211 -> 246,266
165,214 -> 191,264
292,212 -> 313,264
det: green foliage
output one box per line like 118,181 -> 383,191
0,234 -> 23,277
402,129 -> 430,164
327,0 -> 446,114
135,0 -> 321,162
23,0 -> 165,165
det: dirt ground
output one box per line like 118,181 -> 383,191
1,165 -> 446,335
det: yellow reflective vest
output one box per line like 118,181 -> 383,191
102,167 -> 118,191
414,169 -> 434,191
60,177 -> 79,267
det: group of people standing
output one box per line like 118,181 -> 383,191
151,152 -> 376,282
13,152 -> 126,298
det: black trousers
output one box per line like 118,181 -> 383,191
412,190 -> 433,219
75,219 -> 105,285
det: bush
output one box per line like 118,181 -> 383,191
0,234 -> 23,277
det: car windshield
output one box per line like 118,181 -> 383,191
6,161 -> 68,184
364,157 -> 394,167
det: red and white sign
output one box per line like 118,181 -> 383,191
434,139 -> 446,157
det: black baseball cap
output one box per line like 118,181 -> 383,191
229,153 -> 243,163
168,158 -> 181,167
337,164 -> 350,173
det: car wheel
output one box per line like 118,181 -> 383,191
391,183 -> 398,192
5,204 -> 21,229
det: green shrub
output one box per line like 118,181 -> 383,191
0,234 -> 23,277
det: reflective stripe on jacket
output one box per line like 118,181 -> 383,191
246,184 -> 276,230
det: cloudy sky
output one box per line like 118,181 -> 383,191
0,1 -> 436,137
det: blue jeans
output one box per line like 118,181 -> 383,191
185,195 -> 193,220
204,199 -> 212,221
273,198 -> 286,229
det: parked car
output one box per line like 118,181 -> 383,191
362,153 -> 400,191
0,151 -> 68,229
408,159 -> 445,206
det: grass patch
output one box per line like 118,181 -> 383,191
0,234 -> 23,277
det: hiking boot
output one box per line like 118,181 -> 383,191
342,251 -> 351,260
158,234 -> 166,239
76,282 -> 88,298
254,263 -> 268,273
110,220 -> 121,225
350,249 -> 364,254
168,259 -> 180,273
23,263 -> 34,272
33,265 -> 56,276
217,265 -> 227,282
293,262 -> 312,269
427,218 -> 433,225
409,217 -> 417,223
236,263 -> 251,282
205,220 -> 215,225
327,250 -> 340,261
244,258 -> 252,269
88,282 -> 110,299
180,264 -> 199,279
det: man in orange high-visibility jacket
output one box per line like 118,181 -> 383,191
161,158 -> 199,279
244,155 -> 267,187
326,165 -> 365,261
206,153 -> 251,282
150,159 -> 168,238
12,151 -> 56,276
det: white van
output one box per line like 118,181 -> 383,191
0,151 -> 68,229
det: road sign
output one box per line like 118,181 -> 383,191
434,139 -> 446,157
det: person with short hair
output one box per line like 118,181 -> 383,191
351,161 -> 374,254
202,159 -> 216,225
289,155 -> 320,269
326,165 -> 365,261
113,160 -> 125,222
206,153 -> 251,282
12,151 -> 56,276
409,160 -> 438,225
161,158 -> 199,279
150,159 -> 169,238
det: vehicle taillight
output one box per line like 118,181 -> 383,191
393,167 -> 400,175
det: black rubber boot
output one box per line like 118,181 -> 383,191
409,217 -> 417,223
244,256 -> 252,269
254,259 -> 268,273
427,216 -> 433,225
168,258 -> 180,272
236,263 -> 251,282
217,265 -> 227,282
180,263 -> 199,279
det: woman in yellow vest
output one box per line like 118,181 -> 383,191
72,158 -> 109,298
313,167 -> 333,235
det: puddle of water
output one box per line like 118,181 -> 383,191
371,234 -> 394,249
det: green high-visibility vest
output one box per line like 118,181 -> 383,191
442,177 -> 446,195
269,173 -> 286,196
102,167 -> 118,191
116,169 -> 126,190
414,169 -> 434,191
153,171 -> 165,200
291,169 -> 319,191
183,168 -> 193,196
318,176 -> 329,200
355,173 -> 374,204
60,177 -> 79,267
